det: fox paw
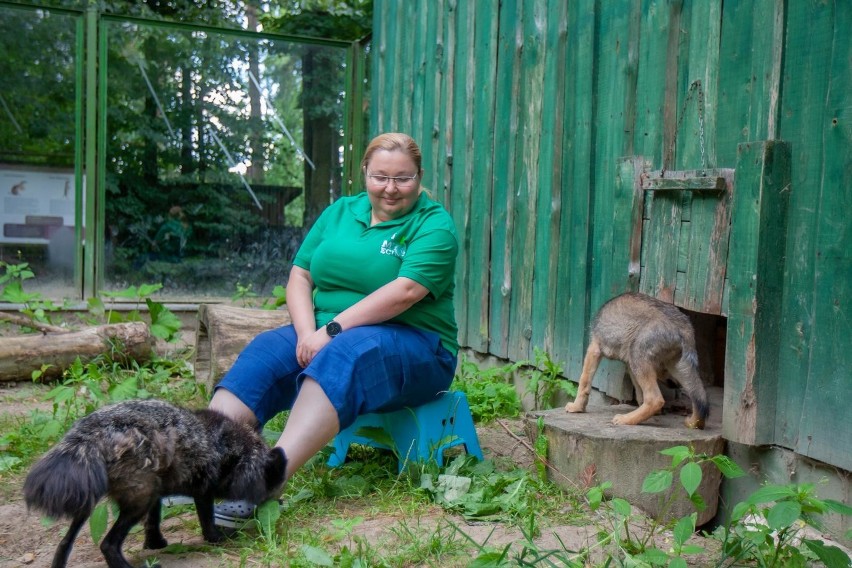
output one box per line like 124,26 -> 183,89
565,402 -> 585,413
144,535 -> 168,550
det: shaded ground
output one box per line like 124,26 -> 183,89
0,384 -> 567,568
0,383 -> 721,568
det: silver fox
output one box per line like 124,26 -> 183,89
565,292 -> 709,429
24,399 -> 287,568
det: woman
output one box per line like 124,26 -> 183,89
211,132 -> 460,526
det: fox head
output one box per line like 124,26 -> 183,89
229,446 -> 287,504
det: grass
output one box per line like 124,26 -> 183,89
1,347 -> 849,567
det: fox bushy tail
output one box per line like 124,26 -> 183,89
24,443 -> 108,520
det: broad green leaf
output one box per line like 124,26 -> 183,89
610,497 -> 632,517
679,461 -> 702,497
108,377 -> 139,401
0,454 -> 22,472
660,445 -> 691,467
746,484 -> 796,505
823,499 -> 852,517
635,547 -> 668,564
301,544 -> 334,566
802,538 -> 852,568
587,486 -> 604,510
709,454 -> 745,478
642,470 -> 673,494
256,499 -> 281,540
667,558 -> 688,568
680,544 -> 705,555
89,502 -> 109,545
468,550 -> 511,568
689,491 -> 707,512
731,501 -> 751,521
673,513 -> 696,546
766,500 -> 801,530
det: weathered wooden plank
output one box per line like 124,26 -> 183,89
420,0 -> 441,192
487,0 -> 522,359
531,0 -> 565,358
553,0 -> 595,378
723,141 -> 790,447
409,0 -> 429,146
588,0 -> 641,400
642,176 -> 726,191
687,170 -> 733,314
717,0 -> 783,164
466,1 -> 498,352
507,0 -> 546,363
794,2 -> 852,471
450,0 -> 475,348
639,190 -> 682,302
435,0 -> 456,208
633,0 -> 674,162
370,0 -> 390,131
396,2 -> 415,128
774,0 -> 831,452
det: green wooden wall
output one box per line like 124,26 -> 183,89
370,0 -> 851,472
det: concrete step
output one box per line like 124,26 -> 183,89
524,387 -> 725,526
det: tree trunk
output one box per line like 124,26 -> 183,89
194,304 -> 291,390
0,322 -> 154,383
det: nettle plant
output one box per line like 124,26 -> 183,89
711,482 -> 852,568
585,445 -> 742,567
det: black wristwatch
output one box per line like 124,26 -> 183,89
325,320 -> 343,338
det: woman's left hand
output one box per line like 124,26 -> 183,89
296,328 -> 332,367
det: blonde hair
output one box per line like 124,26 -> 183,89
361,132 -> 423,172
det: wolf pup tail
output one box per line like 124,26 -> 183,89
673,347 -> 710,424
24,444 -> 108,520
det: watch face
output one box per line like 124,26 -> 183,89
326,321 -> 342,337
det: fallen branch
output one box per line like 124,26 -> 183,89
0,321 -> 153,382
0,311 -> 70,334
496,418 -> 580,490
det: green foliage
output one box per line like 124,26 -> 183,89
583,445 -> 746,566
521,347 -> 577,410
451,357 -> 523,423
0,262 -> 67,326
711,482 -> 852,568
533,416 -> 548,483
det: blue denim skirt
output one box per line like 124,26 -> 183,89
214,323 -> 457,430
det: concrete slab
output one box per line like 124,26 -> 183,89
525,387 -> 725,526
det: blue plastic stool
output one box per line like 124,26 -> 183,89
327,391 -> 483,471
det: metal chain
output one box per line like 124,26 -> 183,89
661,79 -> 707,177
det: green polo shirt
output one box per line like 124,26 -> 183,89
293,192 -> 459,355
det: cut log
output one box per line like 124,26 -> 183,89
0,321 -> 154,383
194,304 -> 291,390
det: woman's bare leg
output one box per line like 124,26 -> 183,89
275,377 -> 340,479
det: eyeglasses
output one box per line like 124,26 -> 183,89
366,172 -> 419,189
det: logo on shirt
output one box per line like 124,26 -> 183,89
380,233 -> 407,258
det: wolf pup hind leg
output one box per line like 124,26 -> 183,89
565,292 -> 709,429
24,399 -> 287,568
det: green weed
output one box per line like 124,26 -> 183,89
451,356 -> 522,423
521,347 -> 577,410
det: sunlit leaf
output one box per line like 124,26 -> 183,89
679,461 -> 702,497
642,470 -> 673,494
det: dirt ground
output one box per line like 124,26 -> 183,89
0,381 -> 607,568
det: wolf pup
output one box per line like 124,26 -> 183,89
24,399 -> 287,568
565,292 -> 709,429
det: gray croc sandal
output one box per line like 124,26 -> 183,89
161,495 -> 195,507
213,500 -> 256,528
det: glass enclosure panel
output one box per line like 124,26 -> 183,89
103,21 -> 347,301
0,6 -> 81,299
